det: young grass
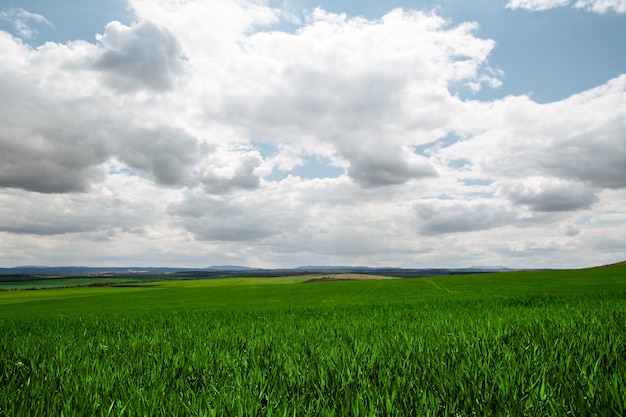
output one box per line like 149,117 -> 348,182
1,265 -> 625,416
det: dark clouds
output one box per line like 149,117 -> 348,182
548,124 -> 626,190
0,185 -> 160,236
0,159 -> 103,194
0,68 -> 110,192
414,200 -> 516,235
347,150 -> 437,187
498,178 -> 599,212
116,126 -> 199,186
170,192 -> 304,241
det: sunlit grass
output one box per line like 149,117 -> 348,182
1,265 -> 625,415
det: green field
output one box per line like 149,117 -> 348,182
1,266 -> 626,416
0,275 -> 165,291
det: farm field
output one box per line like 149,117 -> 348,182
0,276 -> 161,291
1,265 -> 626,415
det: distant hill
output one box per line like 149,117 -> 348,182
206,265 -> 255,272
295,266 -> 513,276
0,264 -> 514,277
0,266 -> 191,276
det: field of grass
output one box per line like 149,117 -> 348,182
1,265 -> 625,415
0,275 -> 164,291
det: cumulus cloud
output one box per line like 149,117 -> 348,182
441,75 -> 626,190
0,28 -> 194,193
0,0 -> 624,268
414,199 -> 516,235
174,200 -> 281,241
347,148 -> 437,188
92,20 -> 183,92
497,177 -> 599,212
197,148 -> 263,194
506,0 -> 626,13
116,126 -> 198,186
0,36 -> 110,192
2,4 -> 492,195
0,174 -> 177,236
185,7 -> 498,188
170,189 -> 305,242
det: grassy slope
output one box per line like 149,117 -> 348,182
1,265 -> 625,319
1,265 -> 625,416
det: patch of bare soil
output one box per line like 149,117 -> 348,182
304,274 -> 396,283
109,283 -> 161,288
304,276 -> 351,283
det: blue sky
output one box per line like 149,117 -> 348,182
0,0 -> 625,268
5,0 -> 625,103
305,0 -> 626,102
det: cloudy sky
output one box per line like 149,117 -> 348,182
1,0 -> 625,269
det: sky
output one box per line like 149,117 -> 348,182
0,0 -> 625,269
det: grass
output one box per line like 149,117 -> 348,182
1,265 -> 625,415
0,275 -> 162,291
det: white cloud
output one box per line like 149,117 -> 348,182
195,7 -> 497,186
506,0 -> 626,12
0,0 -> 624,268
441,75 -> 626,190
506,0 -> 571,11
196,146 -> 263,194
574,0 -> 626,13
0,29 -> 195,192
0,7 -> 53,40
